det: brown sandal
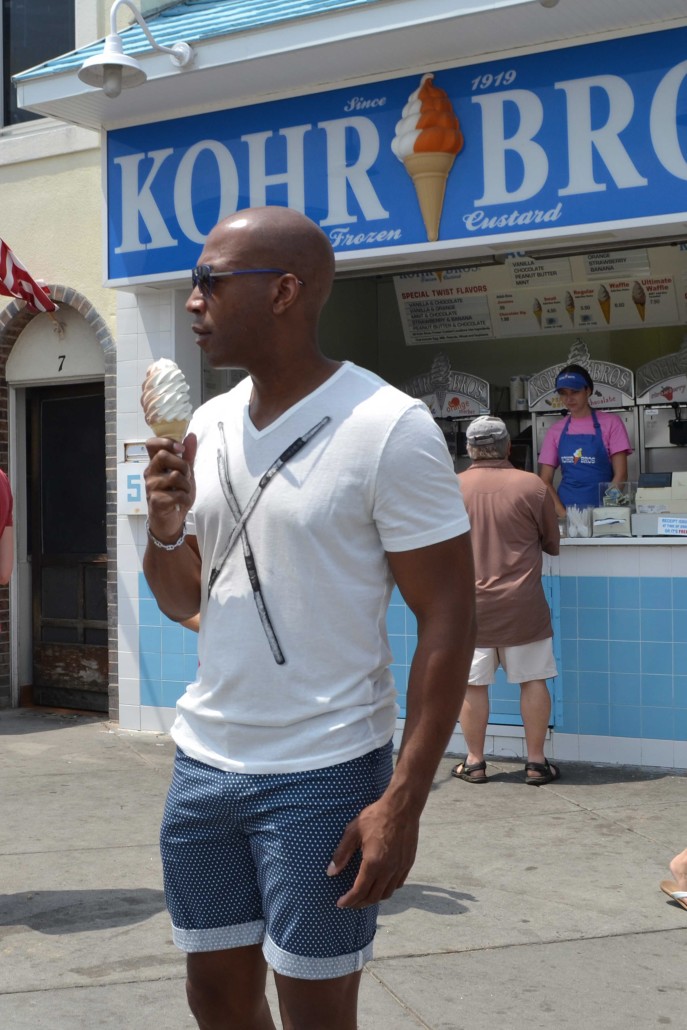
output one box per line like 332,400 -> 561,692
525,759 -> 561,785
451,759 -> 488,783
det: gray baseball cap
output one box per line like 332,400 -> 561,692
465,415 -> 509,444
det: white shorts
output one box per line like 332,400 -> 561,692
468,637 -> 557,686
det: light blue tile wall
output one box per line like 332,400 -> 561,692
388,573 -> 687,740
137,571 -> 687,743
138,574 -> 199,709
560,573 -> 687,740
387,577 -> 560,723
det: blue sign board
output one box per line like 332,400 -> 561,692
106,26 -> 687,282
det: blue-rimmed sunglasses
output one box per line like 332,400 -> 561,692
191,264 -> 304,297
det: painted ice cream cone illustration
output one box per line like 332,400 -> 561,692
632,280 -> 646,321
533,297 -> 543,328
565,290 -> 575,326
392,73 -> 464,242
598,284 -> 611,324
141,358 -> 193,441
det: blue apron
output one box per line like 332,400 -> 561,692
557,409 -> 613,508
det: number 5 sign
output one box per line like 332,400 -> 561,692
117,463 -> 146,515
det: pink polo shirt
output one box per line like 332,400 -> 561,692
539,411 -> 633,468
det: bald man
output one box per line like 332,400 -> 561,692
143,207 -> 476,1030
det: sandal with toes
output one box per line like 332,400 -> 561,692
451,759 -> 488,783
525,758 -> 561,786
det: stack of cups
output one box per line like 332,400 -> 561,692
510,375 -> 524,410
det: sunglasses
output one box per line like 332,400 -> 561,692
191,264 -> 305,297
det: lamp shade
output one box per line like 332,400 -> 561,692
78,34 -> 146,97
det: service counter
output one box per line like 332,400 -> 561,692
390,537 -> 687,771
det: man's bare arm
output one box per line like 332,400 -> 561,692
330,532 -> 476,908
0,525 -> 13,584
142,434 -> 202,623
539,463 -> 566,517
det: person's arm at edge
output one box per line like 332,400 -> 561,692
539,463 -> 566,518
610,450 -> 628,486
330,532 -> 476,908
0,525 -> 14,584
540,488 -> 561,557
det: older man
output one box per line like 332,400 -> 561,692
143,206 -> 476,1030
452,415 -> 561,786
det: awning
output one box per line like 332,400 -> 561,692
14,0 -> 687,132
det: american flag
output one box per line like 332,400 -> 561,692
0,237 -> 57,313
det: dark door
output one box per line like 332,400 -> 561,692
28,384 -> 108,711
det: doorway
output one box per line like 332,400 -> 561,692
27,383 -> 108,711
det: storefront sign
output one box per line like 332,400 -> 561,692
528,342 -> 634,410
106,26 -> 687,283
401,353 -> 490,418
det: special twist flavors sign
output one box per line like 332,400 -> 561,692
106,26 -> 687,283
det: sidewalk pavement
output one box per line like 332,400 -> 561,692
1,708 -> 685,1030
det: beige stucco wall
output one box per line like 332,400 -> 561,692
0,130 -> 115,328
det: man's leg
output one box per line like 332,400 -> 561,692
275,969 -> 363,1030
457,683 -> 490,770
186,945 -> 277,1030
520,678 -> 551,775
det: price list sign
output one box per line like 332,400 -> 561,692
394,273 -> 493,345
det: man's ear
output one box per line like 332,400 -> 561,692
272,274 -> 301,315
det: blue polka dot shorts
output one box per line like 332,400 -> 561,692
160,741 -> 393,980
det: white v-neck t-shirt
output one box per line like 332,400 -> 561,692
172,361 -> 470,773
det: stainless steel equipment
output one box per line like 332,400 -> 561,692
400,352 -> 490,471
636,343 -> 687,476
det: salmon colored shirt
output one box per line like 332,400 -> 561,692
458,459 -> 560,647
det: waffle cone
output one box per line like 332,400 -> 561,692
150,418 -> 189,442
599,298 -> 611,324
634,301 -> 646,322
404,152 -> 456,242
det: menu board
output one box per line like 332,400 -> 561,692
394,271 -> 493,345
394,246 -> 686,345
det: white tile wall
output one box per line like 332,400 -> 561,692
641,738 -> 675,768
550,733 -> 580,761
606,735 -> 643,765
118,704 -> 141,731
639,547 -> 673,577
118,677 -> 141,707
140,705 -> 177,733
673,740 -> 687,770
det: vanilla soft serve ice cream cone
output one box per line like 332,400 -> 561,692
392,73 -> 464,242
632,280 -> 646,322
598,285 -> 611,325
141,359 -> 193,442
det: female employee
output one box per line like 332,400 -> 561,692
538,363 -> 633,516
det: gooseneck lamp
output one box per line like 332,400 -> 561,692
78,0 -> 194,99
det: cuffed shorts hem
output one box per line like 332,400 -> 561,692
263,933 -> 374,980
172,919 -> 265,953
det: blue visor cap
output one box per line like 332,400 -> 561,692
556,371 -> 590,392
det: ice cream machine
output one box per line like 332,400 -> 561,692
399,353 -> 490,472
636,341 -> 687,476
527,342 -> 639,485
